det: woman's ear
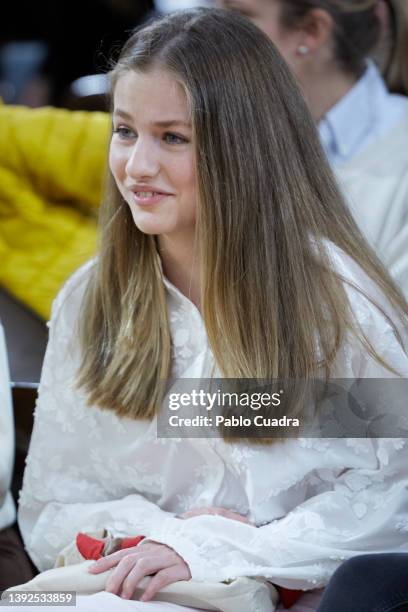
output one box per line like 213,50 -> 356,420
294,8 -> 334,59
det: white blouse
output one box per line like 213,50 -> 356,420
18,245 -> 408,591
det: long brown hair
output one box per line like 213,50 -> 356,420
278,0 -> 408,95
77,8 -> 408,427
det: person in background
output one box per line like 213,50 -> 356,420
0,321 -> 34,589
219,0 -> 408,296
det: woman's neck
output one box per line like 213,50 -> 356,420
157,232 -> 201,310
300,64 -> 359,122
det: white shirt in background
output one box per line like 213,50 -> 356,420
319,61 -> 407,167
335,109 -> 408,298
318,62 -> 408,298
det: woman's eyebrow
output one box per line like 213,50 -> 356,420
113,110 -> 191,129
153,120 -> 192,128
113,109 -> 133,120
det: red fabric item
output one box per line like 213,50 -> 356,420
120,536 -> 146,549
76,533 -> 105,560
276,586 -> 303,608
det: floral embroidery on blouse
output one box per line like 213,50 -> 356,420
18,251 -> 408,590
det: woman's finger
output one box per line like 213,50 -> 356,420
88,544 -> 151,574
140,565 -> 191,602
107,554 -> 165,596
120,555 -> 174,599
88,547 -> 131,574
105,553 -> 141,594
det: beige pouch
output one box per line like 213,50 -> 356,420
7,530 -> 278,612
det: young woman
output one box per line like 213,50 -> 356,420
220,0 -> 408,296
15,8 -> 408,612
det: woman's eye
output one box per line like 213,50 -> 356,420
164,132 -> 187,145
113,126 -> 135,139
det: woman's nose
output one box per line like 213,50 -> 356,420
125,138 -> 160,179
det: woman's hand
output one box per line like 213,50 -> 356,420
88,541 -> 191,601
181,505 -> 251,524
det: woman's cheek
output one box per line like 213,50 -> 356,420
109,144 -> 126,182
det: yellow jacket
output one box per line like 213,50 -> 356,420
0,105 -> 110,319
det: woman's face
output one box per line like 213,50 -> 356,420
109,68 -> 197,240
220,0 -> 301,74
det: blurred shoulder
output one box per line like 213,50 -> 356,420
338,106 -> 408,175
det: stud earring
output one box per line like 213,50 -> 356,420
297,45 -> 309,55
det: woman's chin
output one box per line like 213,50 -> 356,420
129,208 -> 194,239
130,213 -> 171,236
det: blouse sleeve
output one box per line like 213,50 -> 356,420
18,264 -> 174,572
144,281 -> 408,590
145,434 -> 408,590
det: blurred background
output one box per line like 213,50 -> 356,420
1,0 -> 154,109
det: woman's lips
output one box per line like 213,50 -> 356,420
131,191 -> 171,206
